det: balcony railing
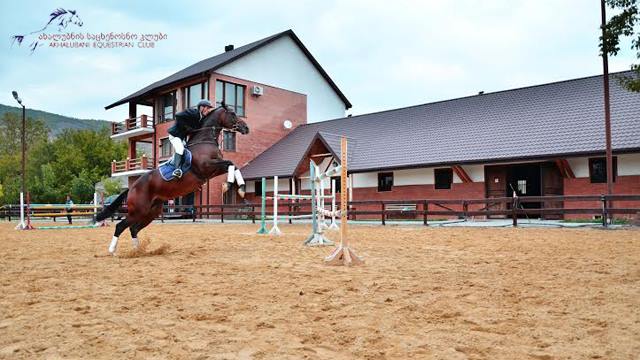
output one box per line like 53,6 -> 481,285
111,115 -> 153,136
111,155 -> 154,175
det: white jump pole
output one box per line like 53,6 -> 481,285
329,178 -> 339,230
318,176 -> 328,230
269,176 -> 281,235
16,192 -> 26,230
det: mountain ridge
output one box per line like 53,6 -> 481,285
0,103 -> 110,136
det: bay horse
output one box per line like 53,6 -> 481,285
95,105 -> 249,254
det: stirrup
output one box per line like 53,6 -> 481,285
172,168 -> 183,179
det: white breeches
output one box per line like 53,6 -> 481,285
226,165 -> 245,186
168,134 -> 185,155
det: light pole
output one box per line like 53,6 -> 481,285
600,1 -> 614,225
11,91 -> 26,196
12,91 -> 28,229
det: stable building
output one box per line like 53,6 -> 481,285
240,72 -> 640,219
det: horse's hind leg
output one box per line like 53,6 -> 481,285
108,218 -> 131,255
128,200 -> 163,249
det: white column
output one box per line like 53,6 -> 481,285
269,176 -> 281,235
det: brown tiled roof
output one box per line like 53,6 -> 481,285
105,30 -> 351,110
240,71 -> 640,180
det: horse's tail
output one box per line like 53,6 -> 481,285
11,35 -> 25,46
95,189 -> 129,222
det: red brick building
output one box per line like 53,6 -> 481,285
106,30 -> 351,207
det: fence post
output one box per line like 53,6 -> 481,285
512,196 -> 518,227
381,202 -> 386,225
601,195 -> 607,227
251,205 -> 256,224
221,205 -> 224,223
8,205 -> 11,222
288,203 -> 292,224
463,201 -> 468,220
423,201 -> 428,226
192,206 -> 196,222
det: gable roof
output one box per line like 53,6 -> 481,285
240,71 -> 640,180
105,29 -> 351,110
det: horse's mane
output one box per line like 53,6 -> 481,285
47,8 -> 69,25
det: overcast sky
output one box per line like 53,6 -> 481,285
0,1 -> 636,122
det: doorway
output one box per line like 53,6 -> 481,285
485,162 -> 564,219
506,163 -> 541,215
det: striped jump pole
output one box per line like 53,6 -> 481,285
325,136 -> 364,266
328,178 -> 339,230
303,161 -> 333,246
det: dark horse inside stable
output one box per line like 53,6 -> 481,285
96,105 -> 249,254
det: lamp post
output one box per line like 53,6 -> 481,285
600,1 -> 614,225
12,91 -> 27,229
11,91 -> 26,197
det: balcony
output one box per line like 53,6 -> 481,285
111,155 -> 154,177
110,115 -> 154,140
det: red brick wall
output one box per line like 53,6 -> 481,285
564,175 -> 640,220
350,182 -> 486,220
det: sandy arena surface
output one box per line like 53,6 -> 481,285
0,221 -> 639,359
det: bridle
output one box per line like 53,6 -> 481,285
186,106 -> 240,148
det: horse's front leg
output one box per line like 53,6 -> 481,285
223,165 -> 246,198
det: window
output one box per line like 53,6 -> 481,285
215,80 -> 245,116
434,168 -> 453,189
331,176 -> 341,193
517,179 -> 527,194
254,179 -> 263,196
183,81 -> 209,109
589,157 -> 617,183
160,138 -> 172,158
222,130 -> 236,152
378,172 -> 393,192
160,92 -> 175,122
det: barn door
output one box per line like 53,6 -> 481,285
541,162 -> 564,219
485,166 -> 507,218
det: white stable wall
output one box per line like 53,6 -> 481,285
216,35 -> 346,123
567,154 -> 640,178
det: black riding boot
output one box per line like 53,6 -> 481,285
172,153 -> 184,178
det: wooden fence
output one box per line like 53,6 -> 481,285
2,194 -> 639,227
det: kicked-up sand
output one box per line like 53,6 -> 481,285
0,222 -> 638,359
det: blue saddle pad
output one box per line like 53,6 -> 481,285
159,149 -> 192,181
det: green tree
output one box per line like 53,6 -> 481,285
102,177 -> 124,196
0,116 -> 127,205
0,113 -> 49,204
601,0 -> 640,91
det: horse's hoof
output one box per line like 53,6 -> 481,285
238,188 -> 246,198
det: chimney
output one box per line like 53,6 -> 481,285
478,91 -> 484,95
224,44 -> 234,52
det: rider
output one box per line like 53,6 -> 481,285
168,99 -> 215,178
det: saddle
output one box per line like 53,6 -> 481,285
159,149 -> 193,181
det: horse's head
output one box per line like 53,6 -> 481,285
51,8 -> 83,30
67,10 -> 83,27
203,104 -> 249,135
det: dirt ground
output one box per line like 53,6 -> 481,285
0,221 -> 639,359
